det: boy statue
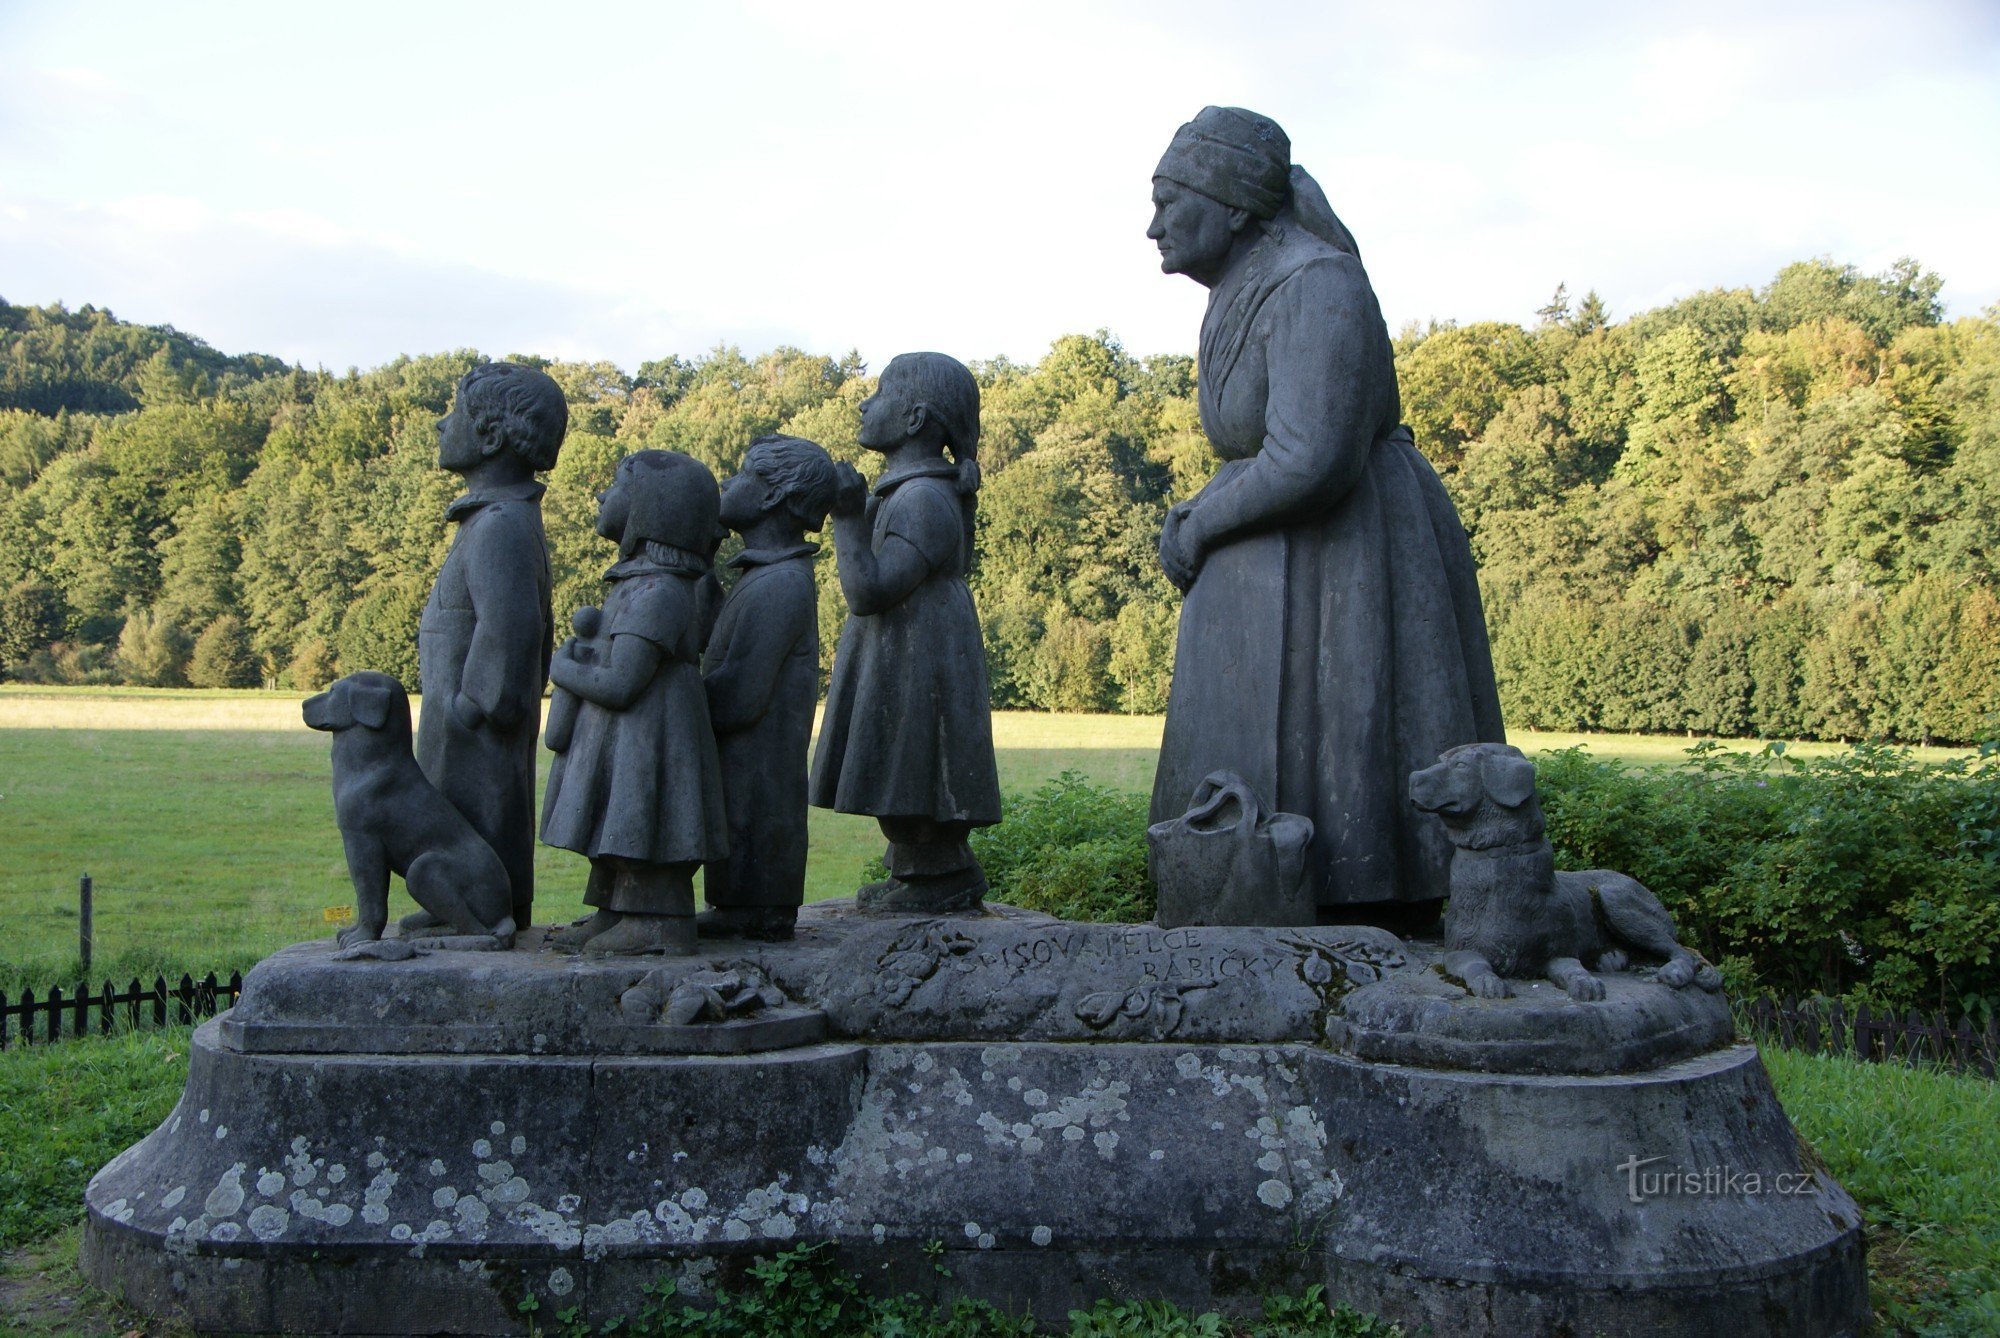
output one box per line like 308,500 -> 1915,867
413,361 -> 567,933
698,434 -> 838,940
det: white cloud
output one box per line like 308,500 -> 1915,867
2,1 -> 1996,368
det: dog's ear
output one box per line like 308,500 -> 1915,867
1480,749 -> 1537,808
348,677 -> 396,730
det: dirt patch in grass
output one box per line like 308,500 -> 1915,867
0,1225 -> 181,1337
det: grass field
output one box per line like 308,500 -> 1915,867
0,686 -> 1975,992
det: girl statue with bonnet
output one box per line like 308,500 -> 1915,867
1146,106 -> 1505,932
540,449 -> 729,955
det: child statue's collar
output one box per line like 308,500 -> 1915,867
728,543 -> 820,570
445,479 -> 546,523
603,542 -> 711,582
871,461 -> 959,496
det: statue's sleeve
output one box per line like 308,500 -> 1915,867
459,507 -> 551,729
1189,256 -> 1389,544
704,569 -> 811,733
603,575 -> 689,653
879,482 -> 962,572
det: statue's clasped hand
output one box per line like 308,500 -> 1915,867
830,462 -> 869,518
450,690 -> 487,731
1159,502 -> 1203,593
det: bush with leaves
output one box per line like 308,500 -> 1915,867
185,612 -> 260,688
1537,741 -> 2000,1013
969,772 -> 1155,923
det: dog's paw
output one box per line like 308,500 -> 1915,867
1655,955 -> 1696,989
1567,973 -> 1607,1002
1594,948 -> 1629,973
336,919 -> 387,951
1468,972 -> 1513,1000
1695,963 -> 1724,992
332,938 -> 425,963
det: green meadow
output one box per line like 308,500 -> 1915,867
0,686 -> 1972,993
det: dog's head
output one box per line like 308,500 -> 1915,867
1409,743 -> 1541,841
302,672 -> 409,736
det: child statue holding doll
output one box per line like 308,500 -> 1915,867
541,450 -> 728,955
810,353 -> 1002,912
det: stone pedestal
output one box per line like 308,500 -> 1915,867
82,905 -> 1866,1335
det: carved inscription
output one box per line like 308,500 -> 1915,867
941,926 -> 1288,984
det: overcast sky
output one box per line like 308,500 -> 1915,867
3,0 -> 1996,373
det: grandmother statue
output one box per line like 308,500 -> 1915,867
1146,106 -> 1506,933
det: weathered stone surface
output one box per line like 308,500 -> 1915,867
1328,962 -> 1736,1074
807,915 -> 1405,1043
84,1014 -> 1863,1336
218,929 -> 828,1057
85,908 -> 1864,1334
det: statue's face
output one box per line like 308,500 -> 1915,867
435,400 -> 485,472
1148,178 -> 1238,284
718,465 -> 770,530
856,376 -> 915,452
594,466 -> 633,541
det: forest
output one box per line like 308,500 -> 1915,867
1,254 -> 1996,744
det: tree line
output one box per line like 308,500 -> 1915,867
2,255 -> 1996,743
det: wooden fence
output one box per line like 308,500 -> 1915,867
1736,995 -> 1998,1078
0,972 -> 242,1049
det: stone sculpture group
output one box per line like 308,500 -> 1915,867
80,108 -> 1868,1337
313,344 -> 1004,957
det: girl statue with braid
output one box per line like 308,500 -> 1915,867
809,353 -> 1002,913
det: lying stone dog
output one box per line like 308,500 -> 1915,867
1408,742 -> 1720,1001
303,672 -> 515,953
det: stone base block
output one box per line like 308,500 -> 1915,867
84,1040 -> 1863,1333
80,916 -> 1865,1334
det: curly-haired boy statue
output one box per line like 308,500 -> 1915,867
410,360 -> 567,934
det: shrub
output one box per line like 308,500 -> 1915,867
1538,742 -> 2000,1013
114,604 -> 191,686
971,772 -> 1154,923
285,636 -> 338,691
862,773 -> 1155,924
185,613 -> 260,688
12,638 -> 115,684
0,579 -> 68,677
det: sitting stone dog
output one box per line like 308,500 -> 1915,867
1408,742 -> 1721,1001
303,672 -> 515,953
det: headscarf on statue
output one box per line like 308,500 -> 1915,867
1153,105 -> 1362,263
